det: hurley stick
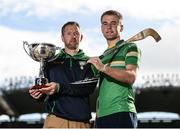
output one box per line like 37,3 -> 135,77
100,28 -> 161,59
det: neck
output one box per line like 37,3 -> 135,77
64,47 -> 79,56
107,38 -> 120,48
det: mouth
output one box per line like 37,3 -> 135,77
70,40 -> 77,43
106,31 -> 114,35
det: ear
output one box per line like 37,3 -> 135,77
120,25 -> 124,32
80,34 -> 83,42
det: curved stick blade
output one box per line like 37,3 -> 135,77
127,28 -> 161,43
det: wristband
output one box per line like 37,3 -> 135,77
100,64 -> 108,72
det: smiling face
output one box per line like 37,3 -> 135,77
101,14 -> 123,42
61,24 -> 82,50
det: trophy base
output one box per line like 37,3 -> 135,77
32,85 -> 48,89
33,77 -> 48,89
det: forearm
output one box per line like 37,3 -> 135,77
101,65 -> 137,85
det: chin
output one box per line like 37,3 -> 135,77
106,37 -> 116,41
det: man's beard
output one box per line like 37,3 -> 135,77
66,43 -> 79,50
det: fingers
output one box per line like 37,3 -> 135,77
29,82 -> 58,96
87,57 -> 104,71
88,57 -> 99,66
38,82 -> 57,95
87,57 -> 99,63
29,89 -> 43,99
33,92 -> 43,99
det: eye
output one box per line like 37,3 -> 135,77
103,23 -> 107,26
102,22 -> 108,26
74,32 -> 80,36
66,32 -> 71,35
111,21 -> 117,26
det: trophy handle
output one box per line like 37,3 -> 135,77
48,46 -> 62,62
23,41 -> 31,57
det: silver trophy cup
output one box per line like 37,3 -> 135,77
23,41 -> 60,89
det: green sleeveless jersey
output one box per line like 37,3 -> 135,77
98,40 -> 141,117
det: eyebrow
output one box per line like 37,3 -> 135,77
102,21 -> 117,24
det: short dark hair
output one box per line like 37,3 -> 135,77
101,10 -> 123,23
61,21 -> 80,35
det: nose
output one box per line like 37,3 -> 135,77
71,33 -> 77,38
73,34 -> 76,38
106,24 -> 112,29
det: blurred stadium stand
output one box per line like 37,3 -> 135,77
0,73 -> 180,128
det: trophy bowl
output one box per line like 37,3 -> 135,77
23,41 -> 61,89
25,42 -> 58,62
